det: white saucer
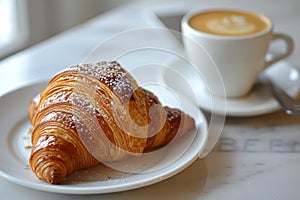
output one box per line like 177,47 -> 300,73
0,81 -> 208,194
162,59 -> 300,117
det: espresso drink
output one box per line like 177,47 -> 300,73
188,10 -> 270,36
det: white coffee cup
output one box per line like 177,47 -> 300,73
181,9 -> 294,98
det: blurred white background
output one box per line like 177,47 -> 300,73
0,0 -> 135,59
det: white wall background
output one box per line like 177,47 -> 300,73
5,0 -> 134,59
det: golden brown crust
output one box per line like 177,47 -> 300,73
28,61 -> 195,184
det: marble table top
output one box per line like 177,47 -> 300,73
1,0 -> 300,199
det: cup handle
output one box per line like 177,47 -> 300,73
264,33 -> 294,69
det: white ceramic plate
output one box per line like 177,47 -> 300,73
162,59 -> 300,117
0,81 -> 208,194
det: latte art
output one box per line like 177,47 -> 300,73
188,10 -> 270,36
207,15 -> 256,35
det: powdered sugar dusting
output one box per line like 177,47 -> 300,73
39,90 -> 111,130
40,111 -> 76,130
61,163 -> 132,184
37,61 -> 132,134
65,61 -> 134,102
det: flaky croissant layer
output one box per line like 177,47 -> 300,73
28,61 -> 195,184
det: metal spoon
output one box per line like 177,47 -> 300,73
263,76 -> 300,114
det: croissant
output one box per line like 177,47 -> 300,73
28,61 -> 195,184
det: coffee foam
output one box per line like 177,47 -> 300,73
207,15 -> 256,35
188,10 -> 270,36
